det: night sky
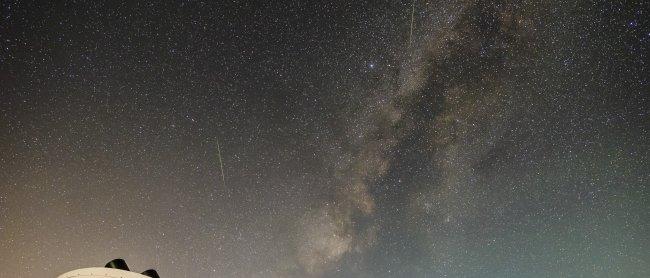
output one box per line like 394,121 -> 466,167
1,1 -> 648,277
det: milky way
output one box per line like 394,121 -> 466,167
1,1 -> 648,277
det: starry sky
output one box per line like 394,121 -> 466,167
1,1 -> 648,277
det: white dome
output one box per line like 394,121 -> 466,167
57,267 -> 151,278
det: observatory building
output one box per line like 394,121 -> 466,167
57,258 -> 160,278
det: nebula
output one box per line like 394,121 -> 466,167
294,0 -> 589,275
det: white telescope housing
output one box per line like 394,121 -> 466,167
57,267 -> 151,278
57,259 -> 159,278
